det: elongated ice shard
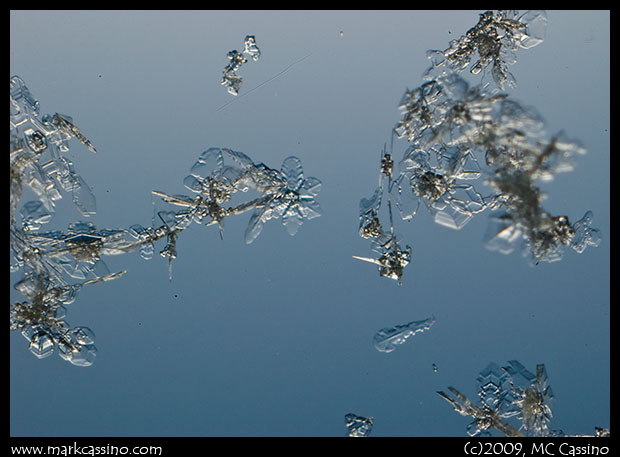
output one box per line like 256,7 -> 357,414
373,316 -> 435,353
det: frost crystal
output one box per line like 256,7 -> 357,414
243,35 -> 261,61
373,316 -> 435,353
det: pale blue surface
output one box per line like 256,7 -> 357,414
10,10 -> 609,437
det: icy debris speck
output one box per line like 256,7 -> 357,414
345,413 -> 373,437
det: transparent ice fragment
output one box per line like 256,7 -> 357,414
28,329 -> 55,359
476,362 -> 516,418
223,49 -> 247,75
221,72 -> 243,96
24,128 -> 48,154
503,360 -> 535,385
281,156 -> 304,192
128,224 -> 155,260
71,174 -> 97,216
437,385 -> 524,437
373,316 -> 435,353
359,185 -> 384,236
243,35 -> 261,61
518,364 -> 554,436
244,156 -> 322,244
516,10 -> 548,49
45,113 -> 97,153
344,413 -> 373,437
190,148 -> 225,178
71,326 -> 96,345
10,75 -> 40,121
394,179 -> 420,221
570,210 -> 601,253
20,200 -> 53,231
58,339 -> 97,367
221,36 -> 260,95
433,206 -> 472,229
484,212 -> 523,254
436,184 -> 486,229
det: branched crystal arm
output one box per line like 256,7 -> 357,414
438,387 -> 524,437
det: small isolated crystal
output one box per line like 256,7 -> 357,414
344,413 -> 373,437
373,316 -> 435,353
595,427 -> 610,437
243,35 -> 261,61
221,35 -> 261,95
570,210 -> 602,254
221,72 -> 243,96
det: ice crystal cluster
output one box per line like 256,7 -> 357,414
356,10 -> 600,283
438,360 -> 609,438
221,35 -> 261,95
10,75 -> 321,365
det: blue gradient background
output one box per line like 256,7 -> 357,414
10,10 -> 609,437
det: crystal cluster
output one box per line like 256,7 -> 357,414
221,35 -> 261,95
356,10 -> 600,283
10,76 -> 321,365
354,147 -> 412,285
10,76 -> 127,366
438,360 -> 608,437
424,10 -> 548,90
153,148 -> 322,248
